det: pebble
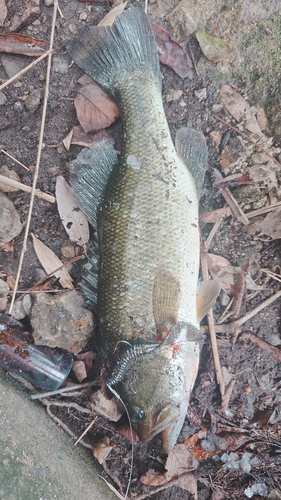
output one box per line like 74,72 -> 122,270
0,166 -> 21,193
14,101 -> 24,112
60,241 -> 76,259
165,89 -> 183,103
0,279 -> 9,313
0,91 -> 7,105
194,88 -> 207,101
25,89 -> 41,112
31,290 -> 94,353
0,192 -> 22,243
52,57 -> 69,75
44,0 -> 54,5
79,11 -> 88,21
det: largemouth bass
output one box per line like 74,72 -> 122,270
66,7 -> 220,453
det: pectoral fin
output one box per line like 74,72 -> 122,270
196,279 -> 221,322
175,127 -> 208,192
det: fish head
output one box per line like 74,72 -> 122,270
118,324 -> 202,453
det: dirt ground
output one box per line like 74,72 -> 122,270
1,1 -> 281,499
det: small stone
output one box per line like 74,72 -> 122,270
179,100 -> 187,107
0,192 -> 22,243
61,242 -> 76,259
194,88 -> 207,101
14,82 -> 22,88
0,166 -> 21,193
14,101 -> 24,112
11,300 -> 26,320
32,19 -> 41,25
0,91 -> 7,105
79,11 -> 87,21
0,279 -> 9,312
165,89 -> 183,103
25,89 -> 41,112
68,23 -> 78,35
52,56 -> 69,75
31,290 -> 94,353
44,0 -> 54,5
212,104 -> 223,113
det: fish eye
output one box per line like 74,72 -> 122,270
131,406 -> 145,421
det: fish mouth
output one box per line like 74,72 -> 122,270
137,401 -> 180,443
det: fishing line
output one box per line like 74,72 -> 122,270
107,384 -> 134,500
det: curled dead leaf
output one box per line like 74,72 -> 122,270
152,24 -> 194,79
72,360 -> 87,382
31,233 -> 74,289
140,469 -> 167,486
93,438 -> 113,464
259,207 -> 281,239
56,175 -> 89,246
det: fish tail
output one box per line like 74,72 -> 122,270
66,7 -> 161,98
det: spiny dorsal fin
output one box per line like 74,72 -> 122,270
196,279 -> 221,322
69,138 -> 117,229
175,127 -> 208,193
153,270 -> 180,328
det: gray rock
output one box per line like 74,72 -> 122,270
0,166 -> 21,193
14,101 -> 24,112
0,192 -> 22,243
31,290 -> 94,353
0,91 -> 7,105
1,54 -> 29,78
25,89 -> 41,112
0,373 -> 117,500
0,279 -> 9,312
52,57 -> 69,75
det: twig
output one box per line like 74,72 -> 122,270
41,399 -> 93,415
8,1 -> 58,315
31,380 -> 100,400
100,477 -> 126,500
214,169 -> 249,225
189,47 -> 198,76
200,289 -> 281,340
0,174 -> 56,203
261,268 -> 281,283
240,332 -> 281,362
75,417 -> 98,445
204,214 -> 224,251
102,462 -> 124,496
1,149 -> 30,171
0,49 -> 53,91
213,114 -> 281,167
247,201 -> 281,219
201,247 -> 224,395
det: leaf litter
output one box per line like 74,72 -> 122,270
1,0 -> 278,500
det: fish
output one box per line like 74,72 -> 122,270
66,7 -> 220,453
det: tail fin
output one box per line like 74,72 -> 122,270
66,7 -> 160,97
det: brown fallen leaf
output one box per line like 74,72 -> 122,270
0,0 -> 7,26
55,175 -> 89,246
220,85 -> 262,136
31,233 -> 74,289
63,126 -> 111,151
74,82 -> 120,133
220,366 -> 236,412
140,469 -> 167,487
90,389 -> 123,421
165,444 -> 197,496
195,31 -> 231,63
250,165 -> 279,204
152,24 -> 194,79
231,261 -> 249,320
259,207 -> 281,239
0,239 -> 14,252
0,34 -> 48,56
93,437 -> 113,464
75,350 -> 94,374
72,360 -> 87,382
98,2 -> 127,27
115,423 -> 139,444
201,206 -> 232,223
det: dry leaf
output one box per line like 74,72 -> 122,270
165,444 -> 197,496
63,126 -> 111,150
259,207 -> 281,239
220,366 -> 236,412
250,165 -> 279,204
140,469 -> 167,486
72,360 -> 87,382
195,31 -> 231,63
56,176 -> 89,246
93,438 -> 113,464
62,129 -> 73,151
115,423 -> 139,444
74,82 -> 120,133
0,34 -> 48,56
152,25 -> 194,79
0,0 -> 7,26
98,2 -> 127,26
9,0 -> 40,32
201,206 -> 232,223
31,233 -> 74,289
90,389 -> 123,421
213,173 -> 252,191
220,85 -> 262,136
0,240 -> 14,252
75,350 -> 94,374
207,253 -> 237,296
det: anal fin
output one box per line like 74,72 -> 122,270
175,127 -> 208,192
196,279 -> 221,322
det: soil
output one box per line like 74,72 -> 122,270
1,1 -> 281,499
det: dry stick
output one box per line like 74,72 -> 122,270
240,332 -> 281,362
31,380 -> 100,400
1,149 -> 30,171
246,201 -> 281,219
0,48 -> 53,91
213,113 -> 281,167
200,289 -> 281,338
214,169 -> 249,225
204,213 -> 224,250
0,174 -> 56,203
74,417 -> 98,446
8,2 -> 58,315
201,247 -> 224,395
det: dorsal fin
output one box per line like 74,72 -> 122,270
196,279 -> 221,322
153,270 -> 180,328
69,138 -> 117,230
175,127 -> 208,192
